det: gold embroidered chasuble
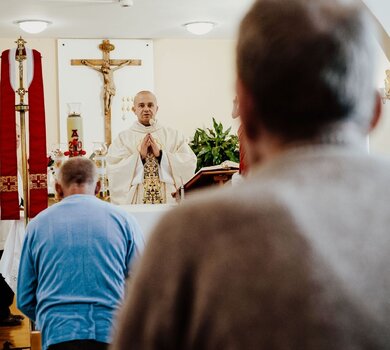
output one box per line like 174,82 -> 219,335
143,153 -> 165,204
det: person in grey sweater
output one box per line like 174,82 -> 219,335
111,0 -> 390,349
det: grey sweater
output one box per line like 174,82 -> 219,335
112,140 -> 390,350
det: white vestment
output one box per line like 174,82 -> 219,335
107,121 -> 197,204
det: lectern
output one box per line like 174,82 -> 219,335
176,161 -> 239,199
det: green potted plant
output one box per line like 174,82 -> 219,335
189,118 -> 239,172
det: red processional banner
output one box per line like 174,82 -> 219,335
0,48 -> 48,220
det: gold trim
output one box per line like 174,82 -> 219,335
0,176 -> 18,192
29,173 -> 47,190
143,153 -> 165,204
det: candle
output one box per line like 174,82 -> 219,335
66,114 -> 85,157
65,102 -> 86,157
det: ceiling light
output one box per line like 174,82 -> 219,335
16,20 -> 51,34
119,0 -> 133,7
184,22 -> 215,35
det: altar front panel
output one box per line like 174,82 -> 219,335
120,204 -> 175,241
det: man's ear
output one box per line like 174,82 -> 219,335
236,78 -> 258,140
369,91 -> 382,133
236,79 -> 249,121
132,106 -> 136,114
55,182 -> 64,199
95,181 -> 101,195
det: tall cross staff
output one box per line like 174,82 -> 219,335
15,37 -> 30,225
71,39 -> 142,145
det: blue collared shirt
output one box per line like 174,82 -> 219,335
17,194 -> 145,350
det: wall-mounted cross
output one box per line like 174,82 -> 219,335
71,39 -> 142,145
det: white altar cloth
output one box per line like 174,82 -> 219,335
0,214 -> 26,293
120,204 -> 176,241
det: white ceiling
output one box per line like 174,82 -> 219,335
0,0 -> 254,39
0,0 -> 388,40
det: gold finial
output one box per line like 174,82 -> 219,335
15,36 -> 27,62
15,36 -> 27,46
99,40 -> 115,53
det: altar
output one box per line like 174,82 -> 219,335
120,204 -> 176,241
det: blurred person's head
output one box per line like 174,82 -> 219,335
55,157 -> 100,198
236,0 -> 381,164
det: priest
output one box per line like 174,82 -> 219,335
107,91 -> 197,204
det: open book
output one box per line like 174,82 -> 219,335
194,160 -> 239,175
178,160 -> 239,197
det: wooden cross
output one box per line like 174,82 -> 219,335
71,39 -> 142,145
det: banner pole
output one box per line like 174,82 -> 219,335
15,37 -> 29,226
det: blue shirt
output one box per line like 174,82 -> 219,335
17,194 -> 145,350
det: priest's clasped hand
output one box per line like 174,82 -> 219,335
140,133 -> 161,159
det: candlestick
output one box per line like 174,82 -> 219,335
92,142 -> 109,200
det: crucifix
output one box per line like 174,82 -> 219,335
71,39 -> 142,145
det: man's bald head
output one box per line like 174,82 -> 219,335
134,91 -> 157,104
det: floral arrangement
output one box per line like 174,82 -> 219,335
189,118 -> 239,172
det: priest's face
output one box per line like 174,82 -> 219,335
133,92 -> 158,126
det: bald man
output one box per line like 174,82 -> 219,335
107,91 -> 196,205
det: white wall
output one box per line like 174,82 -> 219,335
154,39 -> 239,139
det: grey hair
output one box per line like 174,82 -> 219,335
57,157 -> 98,188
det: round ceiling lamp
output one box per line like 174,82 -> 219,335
184,22 -> 216,35
16,20 -> 52,34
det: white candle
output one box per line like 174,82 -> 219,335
67,114 -> 84,157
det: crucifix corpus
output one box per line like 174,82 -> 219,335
71,39 -> 142,145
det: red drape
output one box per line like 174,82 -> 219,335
28,50 -> 48,218
0,50 -> 20,219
